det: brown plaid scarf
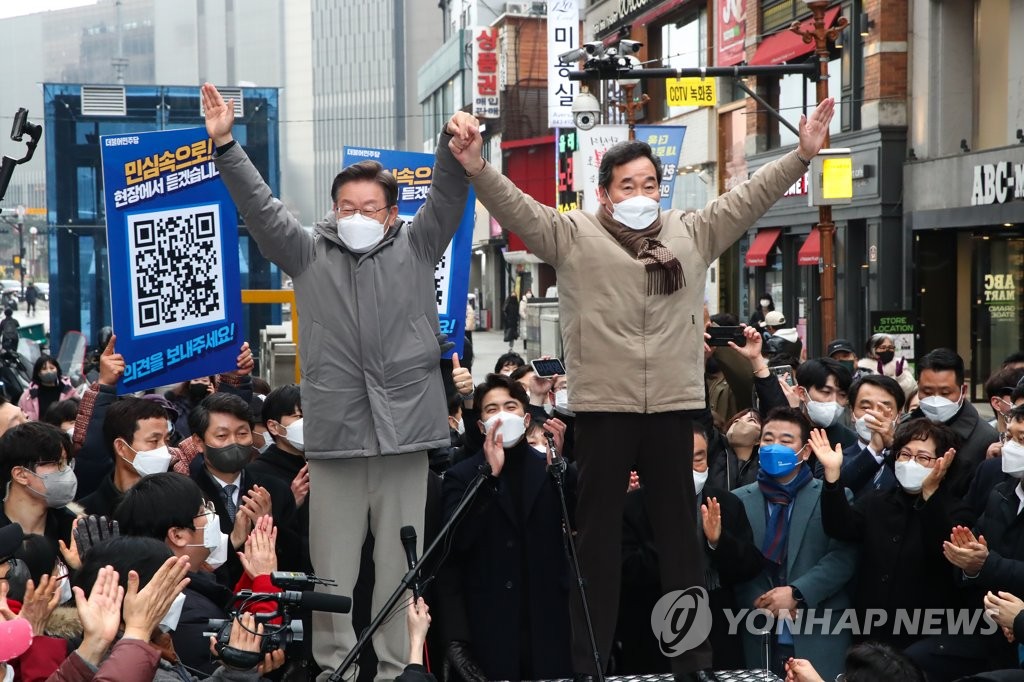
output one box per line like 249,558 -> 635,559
596,207 -> 685,295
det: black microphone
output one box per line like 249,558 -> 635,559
400,525 -> 420,600
243,590 -> 352,614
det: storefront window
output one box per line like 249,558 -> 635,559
972,234 -> 1024,390
660,8 -> 707,119
777,58 -> 841,148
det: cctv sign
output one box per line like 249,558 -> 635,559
548,0 -> 579,129
473,27 -> 500,119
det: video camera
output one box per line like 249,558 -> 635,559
0,108 -> 42,204
205,572 -> 346,668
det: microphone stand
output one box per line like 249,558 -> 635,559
547,433 -> 604,682
327,463 -> 493,682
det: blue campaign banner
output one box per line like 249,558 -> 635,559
100,127 -> 243,394
635,125 -> 687,210
342,146 -> 474,359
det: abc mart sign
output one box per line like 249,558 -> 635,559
971,161 -> 1024,206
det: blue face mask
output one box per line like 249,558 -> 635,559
759,443 -> 804,477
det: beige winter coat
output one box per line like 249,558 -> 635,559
469,151 -> 807,413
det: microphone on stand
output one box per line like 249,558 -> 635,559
400,525 -> 420,600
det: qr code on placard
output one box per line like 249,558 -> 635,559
433,241 -> 452,311
127,203 -> 226,337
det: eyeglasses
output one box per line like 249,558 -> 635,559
896,450 -> 938,466
193,499 -> 216,520
335,206 -> 389,219
33,458 -> 74,473
875,345 -> 896,353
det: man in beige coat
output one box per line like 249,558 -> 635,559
449,98 -> 835,681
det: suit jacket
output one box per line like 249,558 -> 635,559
839,442 -> 897,499
733,476 -> 858,681
441,444 -> 575,681
972,479 -> 1024,595
968,457 -> 1007,517
189,458 -> 300,588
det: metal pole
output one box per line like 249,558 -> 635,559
791,3 -> 847,352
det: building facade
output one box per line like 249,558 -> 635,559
904,0 -> 1024,397
43,83 -> 282,351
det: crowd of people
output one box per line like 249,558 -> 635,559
4,83 -> 1022,682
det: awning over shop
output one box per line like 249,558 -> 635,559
750,6 -> 842,66
745,228 -> 782,267
797,227 -> 822,265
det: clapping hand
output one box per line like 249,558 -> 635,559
122,555 -> 190,641
985,591 -> 1024,631
921,448 -> 956,501
943,526 -> 989,576
238,515 -> 278,580
73,566 -> 125,665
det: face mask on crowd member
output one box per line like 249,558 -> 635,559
187,377 -> 213,404
692,428 -> 711,496
2,422 -> 77,512
870,335 -> 898,366
526,423 -> 549,457
916,348 -> 968,424
726,409 -> 762,449
331,160 -> 400,254
477,377 -> 532,451
596,149 -> 663,231
983,367 -> 1024,431
893,436 -> 938,493
262,384 -> 304,455
848,375 -> 904,445
795,358 -> 852,429
34,358 -> 60,388
108,398 -> 174,481
758,410 -> 811,480
189,393 -> 256,476
1002,412 -> 1024,478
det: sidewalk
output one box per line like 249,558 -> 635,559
466,329 -> 523,376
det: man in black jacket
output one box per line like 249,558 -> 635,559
836,375 -> 905,499
442,374 -> 572,681
187,393 -> 299,588
909,348 -> 998,498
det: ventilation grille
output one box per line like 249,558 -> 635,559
200,87 -> 244,117
81,85 -> 126,116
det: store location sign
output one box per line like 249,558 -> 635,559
970,161 -> 1024,205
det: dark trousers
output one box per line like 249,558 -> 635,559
571,411 -> 712,677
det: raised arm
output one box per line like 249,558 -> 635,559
692,98 -> 835,264
449,121 -> 576,267
406,113 -> 474,264
203,83 -> 314,277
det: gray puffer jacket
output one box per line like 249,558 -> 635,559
214,133 -> 469,459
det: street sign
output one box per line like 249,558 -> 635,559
666,78 -> 717,107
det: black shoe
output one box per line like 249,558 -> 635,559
676,670 -> 719,682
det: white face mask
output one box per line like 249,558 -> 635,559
919,394 -> 962,424
482,411 -> 527,448
159,592 -> 186,633
554,388 -> 569,408
337,213 -> 388,253
693,468 -> 709,496
760,299 -> 771,308
855,415 -> 875,443
1002,440 -> 1024,478
531,443 -> 547,456
122,442 -> 172,477
167,419 -> 175,435
454,418 -> 465,435
255,436 -> 272,456
65,427 -> 75,439
187,512 -> 227,567
806,400 -> 842,428
610,195 -> 660,231
894,459 -> 931,493
56,560 -> 72,605
284,418 -> 305,452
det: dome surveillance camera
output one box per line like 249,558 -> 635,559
571,91 -> 601,131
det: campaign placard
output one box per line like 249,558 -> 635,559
100,127 -> 243,393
